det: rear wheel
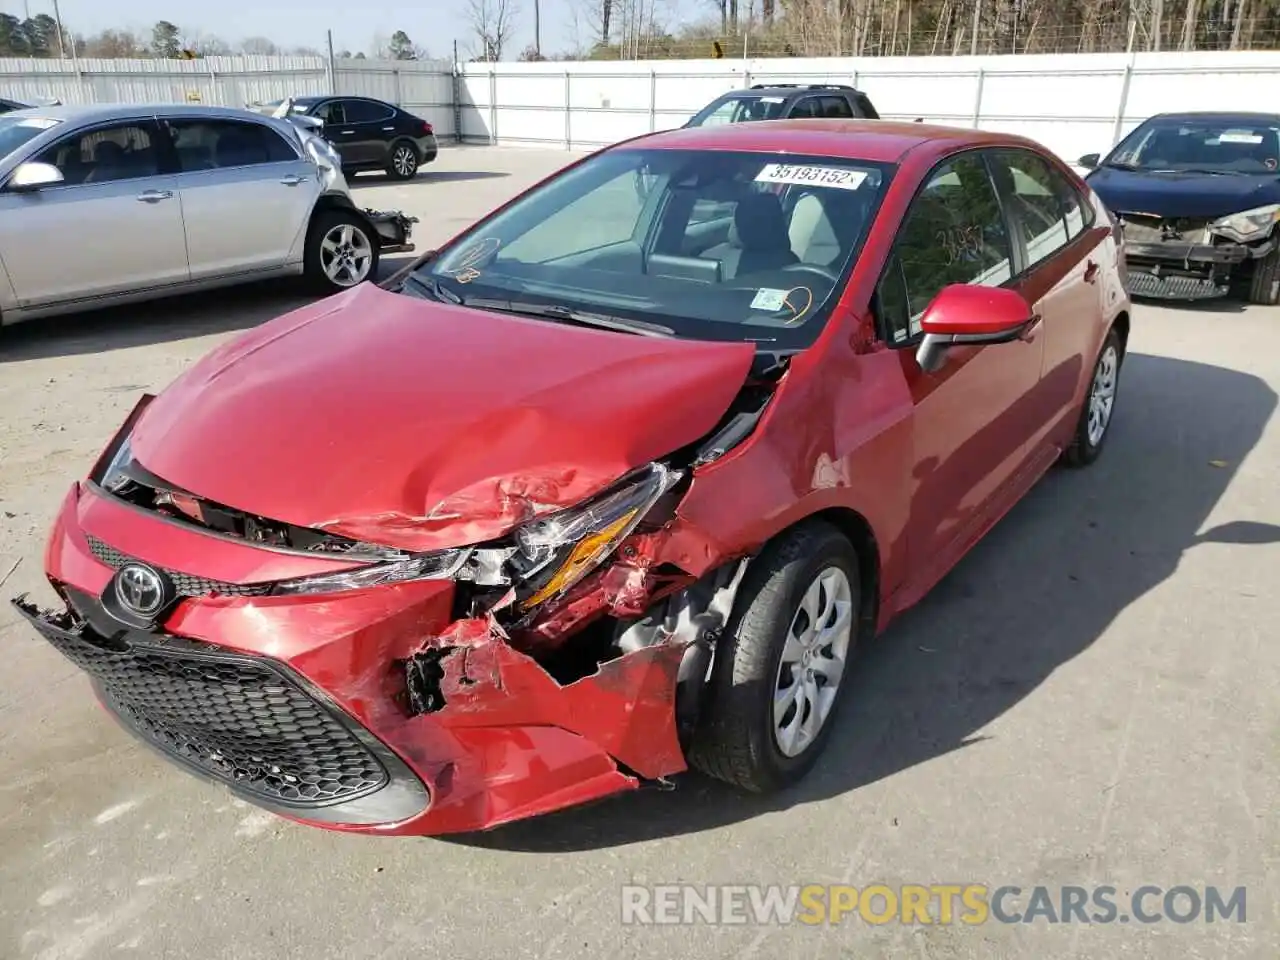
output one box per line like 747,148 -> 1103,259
304,209 -> 379,294
386,142 -> 419,180
1062,328 -> 1122,467
689,521 -> 860,793
1247,246 -> 1280,305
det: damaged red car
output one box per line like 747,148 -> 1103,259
13,120 -> 1130,835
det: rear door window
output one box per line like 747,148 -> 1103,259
343,99 -> 395,124
816,96 -> 854,119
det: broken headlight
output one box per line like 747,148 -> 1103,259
1210,203 -> 1280,243
271,549 -> 471,596
485,462 -> 682,610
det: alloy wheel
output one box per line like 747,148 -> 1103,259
320,224 -> 373,287
393,146 -> 417,178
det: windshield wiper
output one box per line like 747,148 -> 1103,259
1175,167 -> 1248,176
401,273 -> 462,304
1103,160 -> 1140,170
460,297 -> 675,337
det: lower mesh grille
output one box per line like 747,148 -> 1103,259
86,535 -> 272,598
23,606 -> 389,807
1126,270 -> 1226,300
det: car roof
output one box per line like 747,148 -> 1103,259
2,103 -> 296,123
623,118 -> 1042,164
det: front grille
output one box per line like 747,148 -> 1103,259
22,605 -> 389,807
86,535 -> 272,598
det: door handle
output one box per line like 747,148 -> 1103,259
136,189 -> 173,202
1083,260 -> 1100,283
382,126 -> 395,131
279,175 -> 309,186
340,129 -> 355,135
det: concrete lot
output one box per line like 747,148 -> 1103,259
0,145 -> 1277,960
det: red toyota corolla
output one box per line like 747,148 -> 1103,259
13,120 -> 1129,835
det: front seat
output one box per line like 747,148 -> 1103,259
704,192 -> 799,280
788,191 -> 842,266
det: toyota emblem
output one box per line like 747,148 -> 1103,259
114,563 -> 166,618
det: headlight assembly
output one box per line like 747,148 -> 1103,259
506,462 -> 681,609
271,548 -> 471,596
1210,204 -> 1280,243
271,462 -> 681,604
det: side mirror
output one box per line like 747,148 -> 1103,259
1077,153 -> 1100,170
914,284 -> 1037,374
7,161 -> 64,192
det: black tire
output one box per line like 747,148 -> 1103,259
688,521 -> 861,793
385,141 -> 420,180
1062,328 -> 1123,467
303,208 -> 380,294
1247,246 -> 1280,305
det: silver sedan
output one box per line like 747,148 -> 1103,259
0,103 -> 415,328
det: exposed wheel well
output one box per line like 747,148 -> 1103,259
805,507 -> 881,641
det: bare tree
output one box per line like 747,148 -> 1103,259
466,0 -> 520,60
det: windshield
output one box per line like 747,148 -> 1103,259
414,148 -> 893,348
688,95 -> 789,127
0,115 -> 59,159
1107,117 -> 1280,174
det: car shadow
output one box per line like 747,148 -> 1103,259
437,351 -> 1278,852
0,256 -> 415,363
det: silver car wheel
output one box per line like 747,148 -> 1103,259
1086,343 -> 1119,447
393,146 -> 417,178
320,224 -> 373,287
772,566 -> 854,758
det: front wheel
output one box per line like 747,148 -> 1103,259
1247,246 -> 1280,305
689,521 -> 861,793
386,143 -> 419,180
1062,328 -> 1122,467
304,209 -> 379,293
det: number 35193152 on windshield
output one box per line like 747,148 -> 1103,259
755,163 -> 868,190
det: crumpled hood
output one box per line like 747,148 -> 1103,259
1087,166 -> 1280,220
130,284 -> 755,551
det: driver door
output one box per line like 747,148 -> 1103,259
878,151 -> 1047,599
0,118 -> 188,308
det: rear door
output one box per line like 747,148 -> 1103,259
0,117 -> 188,307
331,98 -> 396,166
164,115 -> 317,278
986,147 -> 1110,438
875,150 -> 1046,589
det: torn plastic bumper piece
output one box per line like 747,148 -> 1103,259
365,208 -> 417,254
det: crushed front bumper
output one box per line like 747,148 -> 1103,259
365,209 -> 418,255
1124,236 -> 1275,300
15,482 -> 694,835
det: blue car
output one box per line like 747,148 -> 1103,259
1078,111 -> 1280,304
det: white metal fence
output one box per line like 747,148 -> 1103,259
0,55 -> 456,139
457,49 -> 1280,164
2,50 -> 1279,165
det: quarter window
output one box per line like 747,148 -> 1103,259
35,122 -> 160,185
879,153 -> 1013,343
165,119 -> 297,171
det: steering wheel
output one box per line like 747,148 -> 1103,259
782,262 -> 840,284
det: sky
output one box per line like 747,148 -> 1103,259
17,0 -> 586,60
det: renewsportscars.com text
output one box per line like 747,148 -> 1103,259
620,884 -> 1247,926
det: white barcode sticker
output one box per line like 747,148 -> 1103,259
755,163 -> 868,191
1218,132 -> 1264,144
750,288 -> 790,311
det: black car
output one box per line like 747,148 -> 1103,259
0,96 -> 59,114
269,95 -> 438,181
1079,111 -> 1280,304
684,83 -> 880,128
